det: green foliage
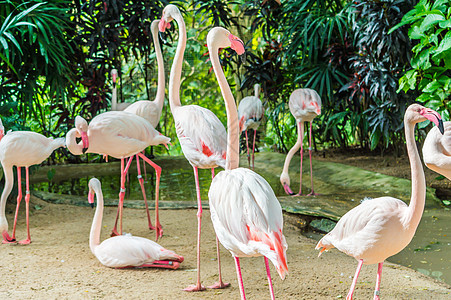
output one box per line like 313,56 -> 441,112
395,0 -> 451,118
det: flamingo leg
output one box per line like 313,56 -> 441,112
264,257 -> 275,300
347,259 -> 364,300
111,157 -> 134,236
208,167 -> 231,289
307,121 -> 318,196
184,166 -> 206,292
298,121 -> 304,195
234,256 -> 246,300
19,167 -> 31,245
251,129 -> 257,170
10,166 -> 22,242
137,152 -> 162,240
136,154 -> 156,231
245,130 -> 251,168
374,262 -> 383,300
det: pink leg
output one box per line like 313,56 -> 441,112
19,167 -> 31,245
245,130 -> 251,168
234,257 -> 246,300
136,155 -> 156,231
347,259 -> 364,300
137,152 -> 163,240
184,167 -> 206,292
264,257 -> 275,300
251,129 -> 257,170
374,262 -> 383,300
10,167 -> 22,242
307,122 -> 319,196
298,122 -> 304,195
111,157 -> 134,236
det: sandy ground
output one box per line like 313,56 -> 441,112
0,196 -> 449,300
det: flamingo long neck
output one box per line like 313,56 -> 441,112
152,23 -> 165,111
0,164 -> 13,232
404,119 -> 425,228
111,81 -> 118,111
282,121 -> 304,175
65,129 -> 83,155
208,40 -> 239,170
89,189 -> 104,254
168,13 -> 186,111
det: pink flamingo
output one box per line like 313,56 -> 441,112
422,121 -> 451,180
87,178 -> 184,269
110,69 -> 131,111
0,119 -> 66,244
207,27 -> 288,300
280,88 -> 321,196
65,111 -> 169,240
316,104 -> 444,300
238,83 -> 264,170
159,4 -> 229,291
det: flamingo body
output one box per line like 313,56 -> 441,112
209,167 -> 288,278
422,121 -> 451,180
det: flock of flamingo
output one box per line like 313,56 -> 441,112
0,4 -> 449,299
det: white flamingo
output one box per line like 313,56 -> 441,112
316,104 -> 444,300
207,27 -> 288,300
110,69 -> 131,111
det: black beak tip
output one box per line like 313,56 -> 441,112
90,203 -> 94,208
438,119 -> 445,135
82,148 -> 88,154
240,52 -> 247,63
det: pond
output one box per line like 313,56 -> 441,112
29,153 -> 451,286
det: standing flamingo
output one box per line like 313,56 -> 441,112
207,27 -> 288,300
66,111 -> 169,240
0,119 -> 65,244
111,69 -> 131,111
238,83 -> 264,170
316,104 -> 444,300
87,178 -> 184,269
280,88 -> 321,196
422,121 -> 451,180
159,4 -> 229,291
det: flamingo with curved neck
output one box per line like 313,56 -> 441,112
207,27 -> 287,300
316,104 -> 444,299
110,69 -> 131,111
159,4 -> 230,292
87,178 -> 184,269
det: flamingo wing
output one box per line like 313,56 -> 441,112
174,105 -> 227,168
238,96 -> 264,131
209,167 -> 288,279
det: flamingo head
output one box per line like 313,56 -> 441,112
409,104 -> 444,134
228,33 -> 245,55
420,107 -> 444,134
88,178 -> 101,208
111,69 -> 118,87
159,5 -> 179,32
280,172 -> 295,195
75,116 -> 89,153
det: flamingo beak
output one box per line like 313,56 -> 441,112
421,108 -> 444,134
159,17 -> 171,33
228,34 -> 245,56
283,184 -> 295,196
88,191 -> 94,208
81,132 -> 89,153
112,72 -> 117,88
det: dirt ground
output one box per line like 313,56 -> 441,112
0,192 -> 450,299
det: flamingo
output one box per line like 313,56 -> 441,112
87,178 -> 184,269
422,121 -> 451,180
110,69 -> 131,111
66,111 -> 169,240
315,104 -> 444,300
0,119 -> 66,244
280,88 -> 321,196
238,83 -> 264,170
207,27 -> 288,300
159,4 -> 229,291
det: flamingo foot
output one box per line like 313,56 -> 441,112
208,281 -> 231,289
283,184 -> 295,195
2,231 -> 16,244
155,223 -> 163,241
18,239 -> 31,245
110,229 -> 120,237
307,191 -> 320,197
183,283 -> 206,292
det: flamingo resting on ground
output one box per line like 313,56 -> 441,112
238,83 -> 264,170
87,178 -> 184,269
0,119 -> 66,244
111,69 -> 131,111
422,121 -> 451,180
316,104 -> 444,300
207,27 -> 288,300
66,111 -> 170,240
280,88 -> 321,196
159,4 -> 229,291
